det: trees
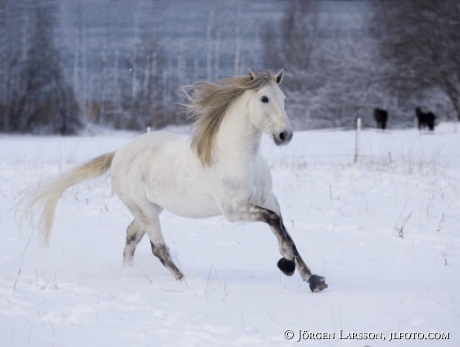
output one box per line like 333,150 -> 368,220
261,0 -> 328,128
2,1 -> 293,133
260,0 -> 460,128
23,4 -> 82,134
371,0 -> 460,121
6,1 -> 457,132
261,0 -> 320,89
261,0 -> 380,129
0,1 -> 82,134
131,38 -> 169,129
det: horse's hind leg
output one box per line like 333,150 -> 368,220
128,204 -> 184,281
150,242 -> 183,280
123,219 -> 146,263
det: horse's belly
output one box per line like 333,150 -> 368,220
145,169 -> 221,218
158,192 -> 221,218
143,148 -> 222,218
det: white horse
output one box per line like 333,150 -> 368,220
24,70 -> 327,292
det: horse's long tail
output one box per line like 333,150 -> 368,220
23,151 -> 116,243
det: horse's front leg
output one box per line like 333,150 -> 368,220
227,203 -> 328,292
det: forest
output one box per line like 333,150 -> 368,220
0,0 -> 459,134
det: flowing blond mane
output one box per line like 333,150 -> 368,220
186,71 -> 276,166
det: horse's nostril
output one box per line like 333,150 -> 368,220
274,130 -> 293,146
278,130 -> 292,143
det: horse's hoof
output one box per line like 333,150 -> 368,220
277,257 -> 296,276
308,274 -> 328,292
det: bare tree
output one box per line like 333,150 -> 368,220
31,3 -> 81,134
2,2 -> 82,134
131,37 -> 170,129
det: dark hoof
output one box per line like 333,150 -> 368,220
308,274 -> 328,292
277,258 -> 296,276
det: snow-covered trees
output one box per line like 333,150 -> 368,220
1,0 -> 458,133
261,0 -> 460,129
371,0 -> 460,121
261,1 -> 380,129
1,0 -> 269,133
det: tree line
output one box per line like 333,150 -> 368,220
1,0 -> 459,135
262,0 -> 460,129
0,0 -> 181,134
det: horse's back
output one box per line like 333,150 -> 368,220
116,131 -> 185,154
111,131 -> 189,183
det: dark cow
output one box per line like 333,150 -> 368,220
415,107 -> 436,131
374,108 -> 388,130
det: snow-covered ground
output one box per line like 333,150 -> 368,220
1,124 -> 459,346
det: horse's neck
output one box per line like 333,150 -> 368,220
215,94 -> 262,166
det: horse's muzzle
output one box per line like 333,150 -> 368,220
273,129 -> 293,146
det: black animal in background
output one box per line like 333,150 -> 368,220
373,108 -> 388,130
415,107 -> 436,131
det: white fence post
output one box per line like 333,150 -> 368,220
354,117 -> 361,163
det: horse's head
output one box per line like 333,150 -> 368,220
247,69 -> 293,146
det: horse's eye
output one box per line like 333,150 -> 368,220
261,96 -> 269,103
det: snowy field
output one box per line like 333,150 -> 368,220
1,124 -> 459,346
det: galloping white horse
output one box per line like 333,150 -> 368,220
24,70 -> 327,292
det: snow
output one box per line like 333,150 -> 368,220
1,124 -> 459,346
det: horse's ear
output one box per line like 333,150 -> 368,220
248,69 -> 256,81
275,69 -> 284,84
